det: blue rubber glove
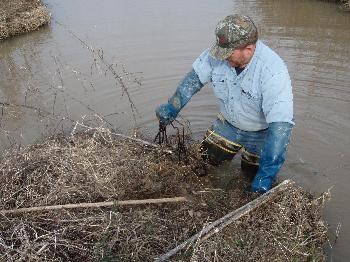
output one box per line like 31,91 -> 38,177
155,69 -> 204,126
156,103 -> 179,126
250,122 -> 293,193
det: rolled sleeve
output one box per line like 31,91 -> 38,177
192,48 -> 213,85
262,72 -> 294,125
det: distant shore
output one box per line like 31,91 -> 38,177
335,0 -> 350,10
0,0 -> 50,40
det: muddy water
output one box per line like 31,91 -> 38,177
0,0 -> 349,260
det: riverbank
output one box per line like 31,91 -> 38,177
0,126 -> 329,261
342,0 -> 350,10
0,0 -> 50,40
331,0 -> 350,10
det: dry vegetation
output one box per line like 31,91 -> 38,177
342,0 -> 350,10
0,0 -> 50,40
0,125 -> 329,261
329,0 -> 350,10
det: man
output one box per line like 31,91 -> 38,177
155,15 -> 294,193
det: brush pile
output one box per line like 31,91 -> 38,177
0,0 -> 50,40
0,126 -> 328,261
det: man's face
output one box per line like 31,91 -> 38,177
226,44 -> 255,68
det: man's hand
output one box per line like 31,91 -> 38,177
155,69 -> 203,127
155,103 -> 179,127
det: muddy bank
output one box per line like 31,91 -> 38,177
0,0 -> 50,40
0,126 -> 329,261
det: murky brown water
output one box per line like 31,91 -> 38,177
0,0 -> 349,260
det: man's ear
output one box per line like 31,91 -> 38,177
244,44 -> 256,56
245,44 -> 255,51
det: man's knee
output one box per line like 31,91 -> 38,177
201,140 -> 233,165
201,130 -> 241,166
241,151 -> 260,180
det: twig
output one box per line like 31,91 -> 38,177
0,197 -> 187,215
155,180 -> 295,261
0,101 -> 50,116
53,20 -> 139,124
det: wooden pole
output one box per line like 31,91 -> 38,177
0,196 -> 187,215
155,180 -> 294,261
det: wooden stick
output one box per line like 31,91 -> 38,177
0,196 -> 187,215
155,180 -> 294,261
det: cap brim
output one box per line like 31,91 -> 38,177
209,44 -> 235,60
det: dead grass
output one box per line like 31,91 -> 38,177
327,0 -> 350,10
0,0 -> 50,40
0,125 -> 329,261
342,0 -> 350,10
181,187 -> 329,261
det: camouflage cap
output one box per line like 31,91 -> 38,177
210,15 -> 258,60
